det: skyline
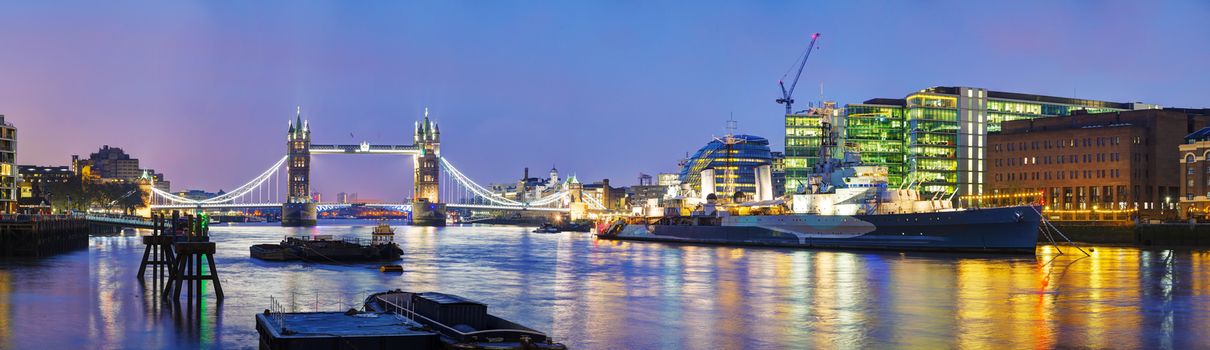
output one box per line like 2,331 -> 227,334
2,1 -> 1208,198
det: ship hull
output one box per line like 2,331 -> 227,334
600,205 -> 1041,254
250,239 -> 403,262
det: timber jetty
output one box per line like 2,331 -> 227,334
0,215 -> 89,258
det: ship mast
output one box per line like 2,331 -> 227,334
813,102 -> 840,174
718,117 -> 745,202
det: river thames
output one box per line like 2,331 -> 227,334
0,221 -> 1208,349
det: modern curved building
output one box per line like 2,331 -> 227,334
679,134 -> 783,198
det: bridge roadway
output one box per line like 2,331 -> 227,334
149,202 -> 572,213
308,144 -> 420,155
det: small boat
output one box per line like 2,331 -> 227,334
532,223 -> 560,233
365,290 -> 567,350
379,264 -> 404,273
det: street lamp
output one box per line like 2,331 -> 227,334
1165,196 -> 1172,220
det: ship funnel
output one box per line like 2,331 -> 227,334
700,168 -> 716,200
755,164 -> 773,201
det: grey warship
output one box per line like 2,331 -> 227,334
599,115 -> 1040,254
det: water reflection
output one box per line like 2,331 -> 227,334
0,223 -> 1207,348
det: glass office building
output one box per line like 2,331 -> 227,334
784,86 -> 1156,199
784,102 -> 839,192
845,102 -> 907,186
679,134 -> 779,196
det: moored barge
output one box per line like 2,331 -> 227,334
364,290 -> 567,349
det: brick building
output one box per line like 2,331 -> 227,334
1178,126 -> 1210,219
984,109 -> 1210,217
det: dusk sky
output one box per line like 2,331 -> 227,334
2,1 -> 1207,200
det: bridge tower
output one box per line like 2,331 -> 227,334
282,107 -> 318,227
411,108 -> 446,226
568,175 -> 588,220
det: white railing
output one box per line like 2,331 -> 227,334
372,293 -> 547,341
84,214 -> 154,227
150,203 -> 281,210
268,295 -> 286,332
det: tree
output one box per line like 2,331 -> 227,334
40,175 -> 148,214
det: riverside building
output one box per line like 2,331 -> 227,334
0,116 -> 15,213
984,109 -> 1208,218
70,145 -> 171,192
784,102 -> 840,193
785,86 -> 1161,200
679,134 -> 781,200
17,165 -> 72,199
1176,116 -> 1210,219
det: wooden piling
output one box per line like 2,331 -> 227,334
164,241 -> 224,302
138,214 -> 177,280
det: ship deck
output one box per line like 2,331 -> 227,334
600,234 -> 1038,254
256,312 -> 440,349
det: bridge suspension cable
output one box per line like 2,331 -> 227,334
437,157 -> 524,206
437,156 -> 613,211
149,152 -> 595,212
581,191 -> 607,211
151,155 -> 288,205
438,157 -> 588,210
526,191 -> 569,206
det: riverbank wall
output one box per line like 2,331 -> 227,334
1049,222 -> 1210,247
0,215 -> 89,257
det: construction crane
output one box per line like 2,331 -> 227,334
776,33 -> 821,115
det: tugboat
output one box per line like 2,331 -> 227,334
372,219 -> 396,236
365,290 -> 567,350
532,223 -> 561,233
557,222 -> 592,232
533,221 -> 592,233
251,220 -> 404,262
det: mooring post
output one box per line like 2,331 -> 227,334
163,241 -> 223,302
172,210 -> 180,234
186,215 -> 195,241
139,214 -> 178,280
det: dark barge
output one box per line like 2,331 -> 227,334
251,235 -> 402,262
365,290 -> 566,349
256,290 -> 566,350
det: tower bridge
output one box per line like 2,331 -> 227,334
148,107 -> 606,226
